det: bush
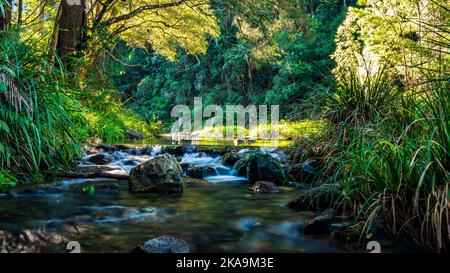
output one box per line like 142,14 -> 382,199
311,70 -> 450,251
0,31 -> 82,175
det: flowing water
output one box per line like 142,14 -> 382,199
0,144 -> 344,253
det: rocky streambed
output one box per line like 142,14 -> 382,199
0,144 -> 362,253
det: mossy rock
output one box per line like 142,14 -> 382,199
221,152 -> 242,167
128,154 -> 184,193
185,166 -> 216,179
246,153 -> 286,185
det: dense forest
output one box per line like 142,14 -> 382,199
0,0 -> 449,253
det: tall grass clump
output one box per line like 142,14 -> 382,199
0,30 -> 82,178
311,67 -> 449,252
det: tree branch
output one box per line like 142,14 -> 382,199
102,0 -> 190,26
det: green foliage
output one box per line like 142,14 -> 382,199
0,30 -> 82,175
106,0 -> 348,121
76,88 -> 162,141
321,67 -> 400,125
309,49 -> 449,252
317,81 -> 449,250
0,170 -> 17,191
196,119 -> 326,140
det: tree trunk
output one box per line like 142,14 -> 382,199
0,0 -> 12,30
17,0 -> 23,25
55,0 -> 87,70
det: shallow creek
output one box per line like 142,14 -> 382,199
0,145 -> 345,253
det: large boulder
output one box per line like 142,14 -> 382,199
133,236 -> 190,253
246,153 -> 285,185
232,158 -> 248,177
185,166 -> 216,179
87,154 -> 115,165
302,208 -> 335,235
250,181 -> 280,194
221,152 -> 242,167
128,154 -> 184,193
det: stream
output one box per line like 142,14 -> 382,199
0,143 -> 344,253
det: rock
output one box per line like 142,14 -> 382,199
95,145 -> 117,152
303,208 -> 335,235
197,146 -> 235,156
250,181 -> 280,194
232,158 -> 248,176
246,153 -> 285,185
176,145 -> 197,156
182,177 -> 212,187
287,162 -> 317,183
6,190 -> 19,199
83,146 -> 103,155
87,154 -> 115,165
126,128 -> 145,140
134,236 -> 190,253
128,154 -> 184,193
221,152 -> 242,167
69,178 -> 122,193
162,145 -> 195,156
122,159 -> 139,166
76,165 -> 117,174
233,139 -> 245,146
136,145 -> 153,155
88,137 -> 102,145
180,162 -> 190,171
0,229 -> 66,253
113,144 -> 130,150
235,217 -> 262,232
185,166 -> 216,179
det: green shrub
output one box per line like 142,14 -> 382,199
313,74 -> 449,251
0,30 -> 82,175
76,88 -> 162,142
0,170 -> 18,191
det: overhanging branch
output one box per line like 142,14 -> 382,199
102,0 -> 190,26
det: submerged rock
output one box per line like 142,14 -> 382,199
246,153 -> 285,185
0,229 -> 66,253
185,166 -> 216,179
235,217 -> 262,232
182,177 -> 213,187
134,236 -> 190,253
250,181 -> 280,194
128,154 -> 184,193
302,208 -> 335,235
88,154 -> 115,165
